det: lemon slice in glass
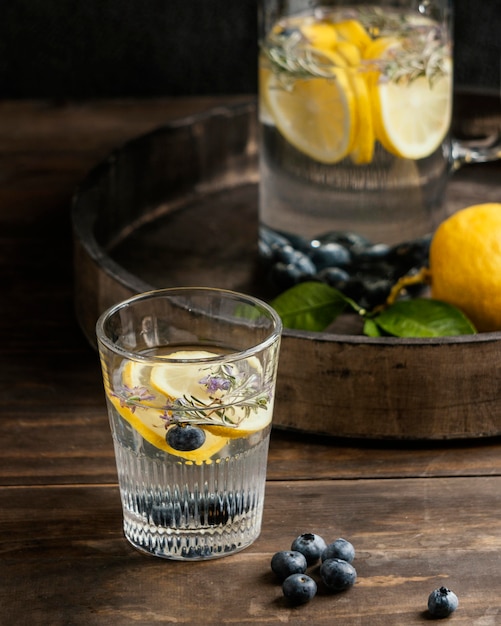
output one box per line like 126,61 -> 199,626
123,360 -> 151,388
150,350 -> 271,439
205,406 -> 273,439
108,395 -> 228,462
264,68 -> 356,164
150,350 -> 220,399
371,63 -> 452,160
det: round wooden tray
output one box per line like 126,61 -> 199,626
72,93 -> 501,439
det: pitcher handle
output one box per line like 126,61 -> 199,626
451,132 -> 501,171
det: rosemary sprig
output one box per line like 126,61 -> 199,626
261,7 -> 450,87
112,361 -> 271,429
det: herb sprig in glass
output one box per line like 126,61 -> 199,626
112,362 -> 271,431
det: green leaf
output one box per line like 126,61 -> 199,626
371,298 -> 477,338
363,318 -> 383,337
270,281 -> 352,331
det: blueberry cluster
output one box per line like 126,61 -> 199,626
270,532 -> 357,605
260,227 -> 431,310
270,533 -> 460,616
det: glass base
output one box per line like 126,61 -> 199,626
123,513 -> 262,560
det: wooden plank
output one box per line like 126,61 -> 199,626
1,478 -> 500,624
2,397 -> 501,485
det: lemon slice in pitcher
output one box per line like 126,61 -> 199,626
347,72 -> 374,164
264,68 -> 356,164
371,63 -> 452,160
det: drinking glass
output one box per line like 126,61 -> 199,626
96,287 -> 282,560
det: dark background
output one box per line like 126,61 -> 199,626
0,0 -> 499,99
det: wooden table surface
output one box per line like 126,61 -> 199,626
2,98 -> 501,626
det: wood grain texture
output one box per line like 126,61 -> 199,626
2,98 -> 501,625
1,479 -> 501,625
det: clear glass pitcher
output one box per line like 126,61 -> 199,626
258,0 -> 500,253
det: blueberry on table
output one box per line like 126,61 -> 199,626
291,533 -> 327,565
271,550 -> 308,581
322,538 -> 355,563
320,558 -> 357,591
282,573 -> 317,605
166,424 -> 206,451
427,586 -> 459,618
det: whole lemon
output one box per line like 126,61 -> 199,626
430,203 -> 501,332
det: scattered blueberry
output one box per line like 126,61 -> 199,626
322,538 -> 355,564
166,424 -> 206,451
291,533 -> 327,565
427,586 -> 459,618
282,573 -> 317,605
320,558 -> 357,592
271,550 -> 308,582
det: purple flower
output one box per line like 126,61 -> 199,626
199,375 -> 231,394
112,385 -> 155,412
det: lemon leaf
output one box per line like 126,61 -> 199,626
271,282 -> 355,331
371,299 -> 477,337
363,318 -> 383,337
